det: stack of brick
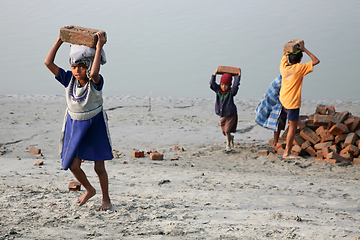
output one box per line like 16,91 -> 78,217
275,104 -> 360,163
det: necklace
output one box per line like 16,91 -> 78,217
69,78 -> 90,102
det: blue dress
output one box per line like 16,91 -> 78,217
56,68 -> 113,170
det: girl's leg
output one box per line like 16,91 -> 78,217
94,161 -> 111,210
69,157 -> 96,205
283,120 -> 299,158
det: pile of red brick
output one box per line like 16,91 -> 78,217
275,104 -> 360,163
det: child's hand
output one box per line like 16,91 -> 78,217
237,68 -> 241,76
96,31 -> 107,49
214,69 -> 218,75
296,40 -> 305,51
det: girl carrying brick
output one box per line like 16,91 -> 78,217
44,29 -> 113,210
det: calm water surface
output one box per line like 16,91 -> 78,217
1,0 -> 359,100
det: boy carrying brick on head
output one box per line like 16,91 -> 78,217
280,40 -> 320,158
210,68 -> 241,152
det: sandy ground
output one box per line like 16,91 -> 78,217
1,94 -> 360,239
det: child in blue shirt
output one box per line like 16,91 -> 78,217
210,69 -> 241,151
44,30 -> 112,211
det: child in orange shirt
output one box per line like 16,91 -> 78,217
279,40 -> 320,158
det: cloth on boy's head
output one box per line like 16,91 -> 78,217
220,73 -> 232,86
285,49 -> 302,55
69,45 -> 107,78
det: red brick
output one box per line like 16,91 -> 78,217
131,150 -> 144,158
293,135 -> 306,146
316,150 -> 324,159
284,39 -> 302,53
305,146 -> 317,156
339,153 -> 353,161
331,111 -> 350,124
351,118 -> 360,132
320,134 -> 334,143
335,133 -> 348,143
258,150 -> 269,156
324,158 -> 338,163
150,152 -> 164,160
268,139 -> 274,147
34,160 -> 44,166
341,144 -> 359,156
329,144 -> 338,153
291,145 -> 302,154
60,25 -> 103,48
344,117 -> 355,130
277,148 -> 285,155
301,141 -> 312,150
313,114 -> 333,126
315,126 -> 328,137
355,129 -> 360,138
29,147 -> 41,154
327,152 -> 349,162
329,123 -> 348,135
338,111 -> 350,122
315,104 -> 328,115
322,146 -> 332,158
314,142 -> 333,150
300,127 -> 320,145
216,66 -> 241,76
69,181 -> 81,191
327,106 -> 336,115
344,133 -> 357,147
276,143 -> 286,150
305,120 -> 318,131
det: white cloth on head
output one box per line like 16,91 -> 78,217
69,44 -> 107,65
69,45 -> 107,79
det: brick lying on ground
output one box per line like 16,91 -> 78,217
275,104 -> 360,163
29,147 -> 41,154
258,150 -> 269,156
131,150 -> 144,158
150,153 -> 164,161
300,127 -> 320,145
68,181 -> 81,191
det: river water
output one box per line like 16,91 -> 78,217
1,0 -> 359,100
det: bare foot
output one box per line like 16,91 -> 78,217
98,200 -> 112,211
76,188 -> 96,206
283,153 -> 300,159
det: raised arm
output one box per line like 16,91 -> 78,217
297,40 -> 320,66
90,31 -> 107,85
44,32 -> 63,76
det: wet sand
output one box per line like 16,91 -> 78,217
1,95 -> 360,239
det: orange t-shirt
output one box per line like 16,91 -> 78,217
279,55 -> 313,109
